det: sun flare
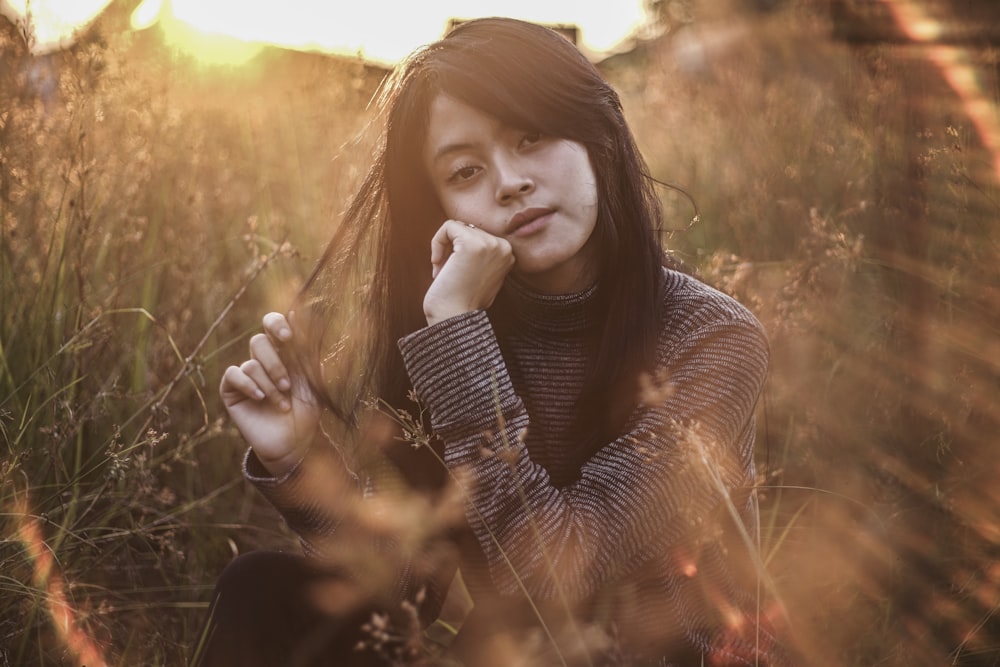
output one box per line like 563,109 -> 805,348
883,0 -> 1000,189
129,0 -> 263,65
2,0 -> 113,48
128,0 -> 464,65
14,496 -> 109,667
7,0 -> 648,63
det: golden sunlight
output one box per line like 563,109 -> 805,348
131,0 -> 263,66
2,0 -> 112,49
8,0 -> 648,63
130,0 -> 160,30
136,0 -> 647,63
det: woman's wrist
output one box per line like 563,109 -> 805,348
256,449 -> 306,478
255,428 -> 323,478
423,296 -> 477,327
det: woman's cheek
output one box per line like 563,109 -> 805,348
443,188 -> 502,233
445,198 -> 478,227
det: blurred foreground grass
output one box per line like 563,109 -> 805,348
2,4 -> 999,665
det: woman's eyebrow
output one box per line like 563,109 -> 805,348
431,141 -> 480,164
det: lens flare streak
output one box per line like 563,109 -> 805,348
882,0 -> 1000,185
14,497 -> 109,667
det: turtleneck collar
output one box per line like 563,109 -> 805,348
495,274 -> 600,337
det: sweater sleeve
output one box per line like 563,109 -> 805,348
398,307 -> 769,602
243,430 -> 363,560
243,428 -> 456,623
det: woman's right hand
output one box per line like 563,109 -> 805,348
423,220 -> 515,326
219,312 -> 321,476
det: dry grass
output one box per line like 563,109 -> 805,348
609,6 -> 1000,664
1,4 -> 999,665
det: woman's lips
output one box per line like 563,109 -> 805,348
507,207 -> 555,237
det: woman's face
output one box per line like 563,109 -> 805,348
422,94 -> 600,294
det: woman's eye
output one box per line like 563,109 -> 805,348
520,132 -> 543,148
447,165 -> 480,183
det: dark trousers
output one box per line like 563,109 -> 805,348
191,552 -> 708,667
191,551 -> 392,667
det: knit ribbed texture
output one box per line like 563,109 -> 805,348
244,429 -> 361,560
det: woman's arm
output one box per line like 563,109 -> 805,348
398,304 -> 769,602
221,313 -> 363,555
223,313 -> 456,619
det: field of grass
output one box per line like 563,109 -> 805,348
2,4 -> 999,666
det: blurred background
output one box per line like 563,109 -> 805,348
1,0 -> 998,664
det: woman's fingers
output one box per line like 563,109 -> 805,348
219,311 -> 321,472
249,333 -> 291,392
219,311 -> 302,411
430,219 -> 512,276
262,311 -> 293,342
220,364 -> 267,405
430,222 -> 457,278
220,360 -> 290,411
428,219 -> 469,268
430,220 -> 478,277
240,358 -> 290,410
424,219 -> 515,324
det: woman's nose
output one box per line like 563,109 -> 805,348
496,162 -> 534,204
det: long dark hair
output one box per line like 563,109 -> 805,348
296,18 -> 665,464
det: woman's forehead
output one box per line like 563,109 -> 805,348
423,95 -> 512,160
423,71 -> 542,131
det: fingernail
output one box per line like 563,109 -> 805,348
279,327 -> 292,340
254,390 -> 265,400
278,378 -> 291,391
279,399 -> 291,412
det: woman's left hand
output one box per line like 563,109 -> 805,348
423,219 -> 515,326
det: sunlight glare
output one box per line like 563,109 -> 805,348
14,495 -> 109,667
3,0 -> 112,49
130,0 -> 162,31
10,0 -> 649,62
130,0 -> 265,66
136,0 -> 646,64
884,0 -> 1000,184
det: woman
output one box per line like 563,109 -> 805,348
204,17 -> 783,667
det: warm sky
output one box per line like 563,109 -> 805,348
1,0 -> 651,63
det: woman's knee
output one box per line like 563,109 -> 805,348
211,550 -> 314,606
196,551 -> 387,666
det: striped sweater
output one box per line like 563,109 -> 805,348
245,267 -> 782,665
